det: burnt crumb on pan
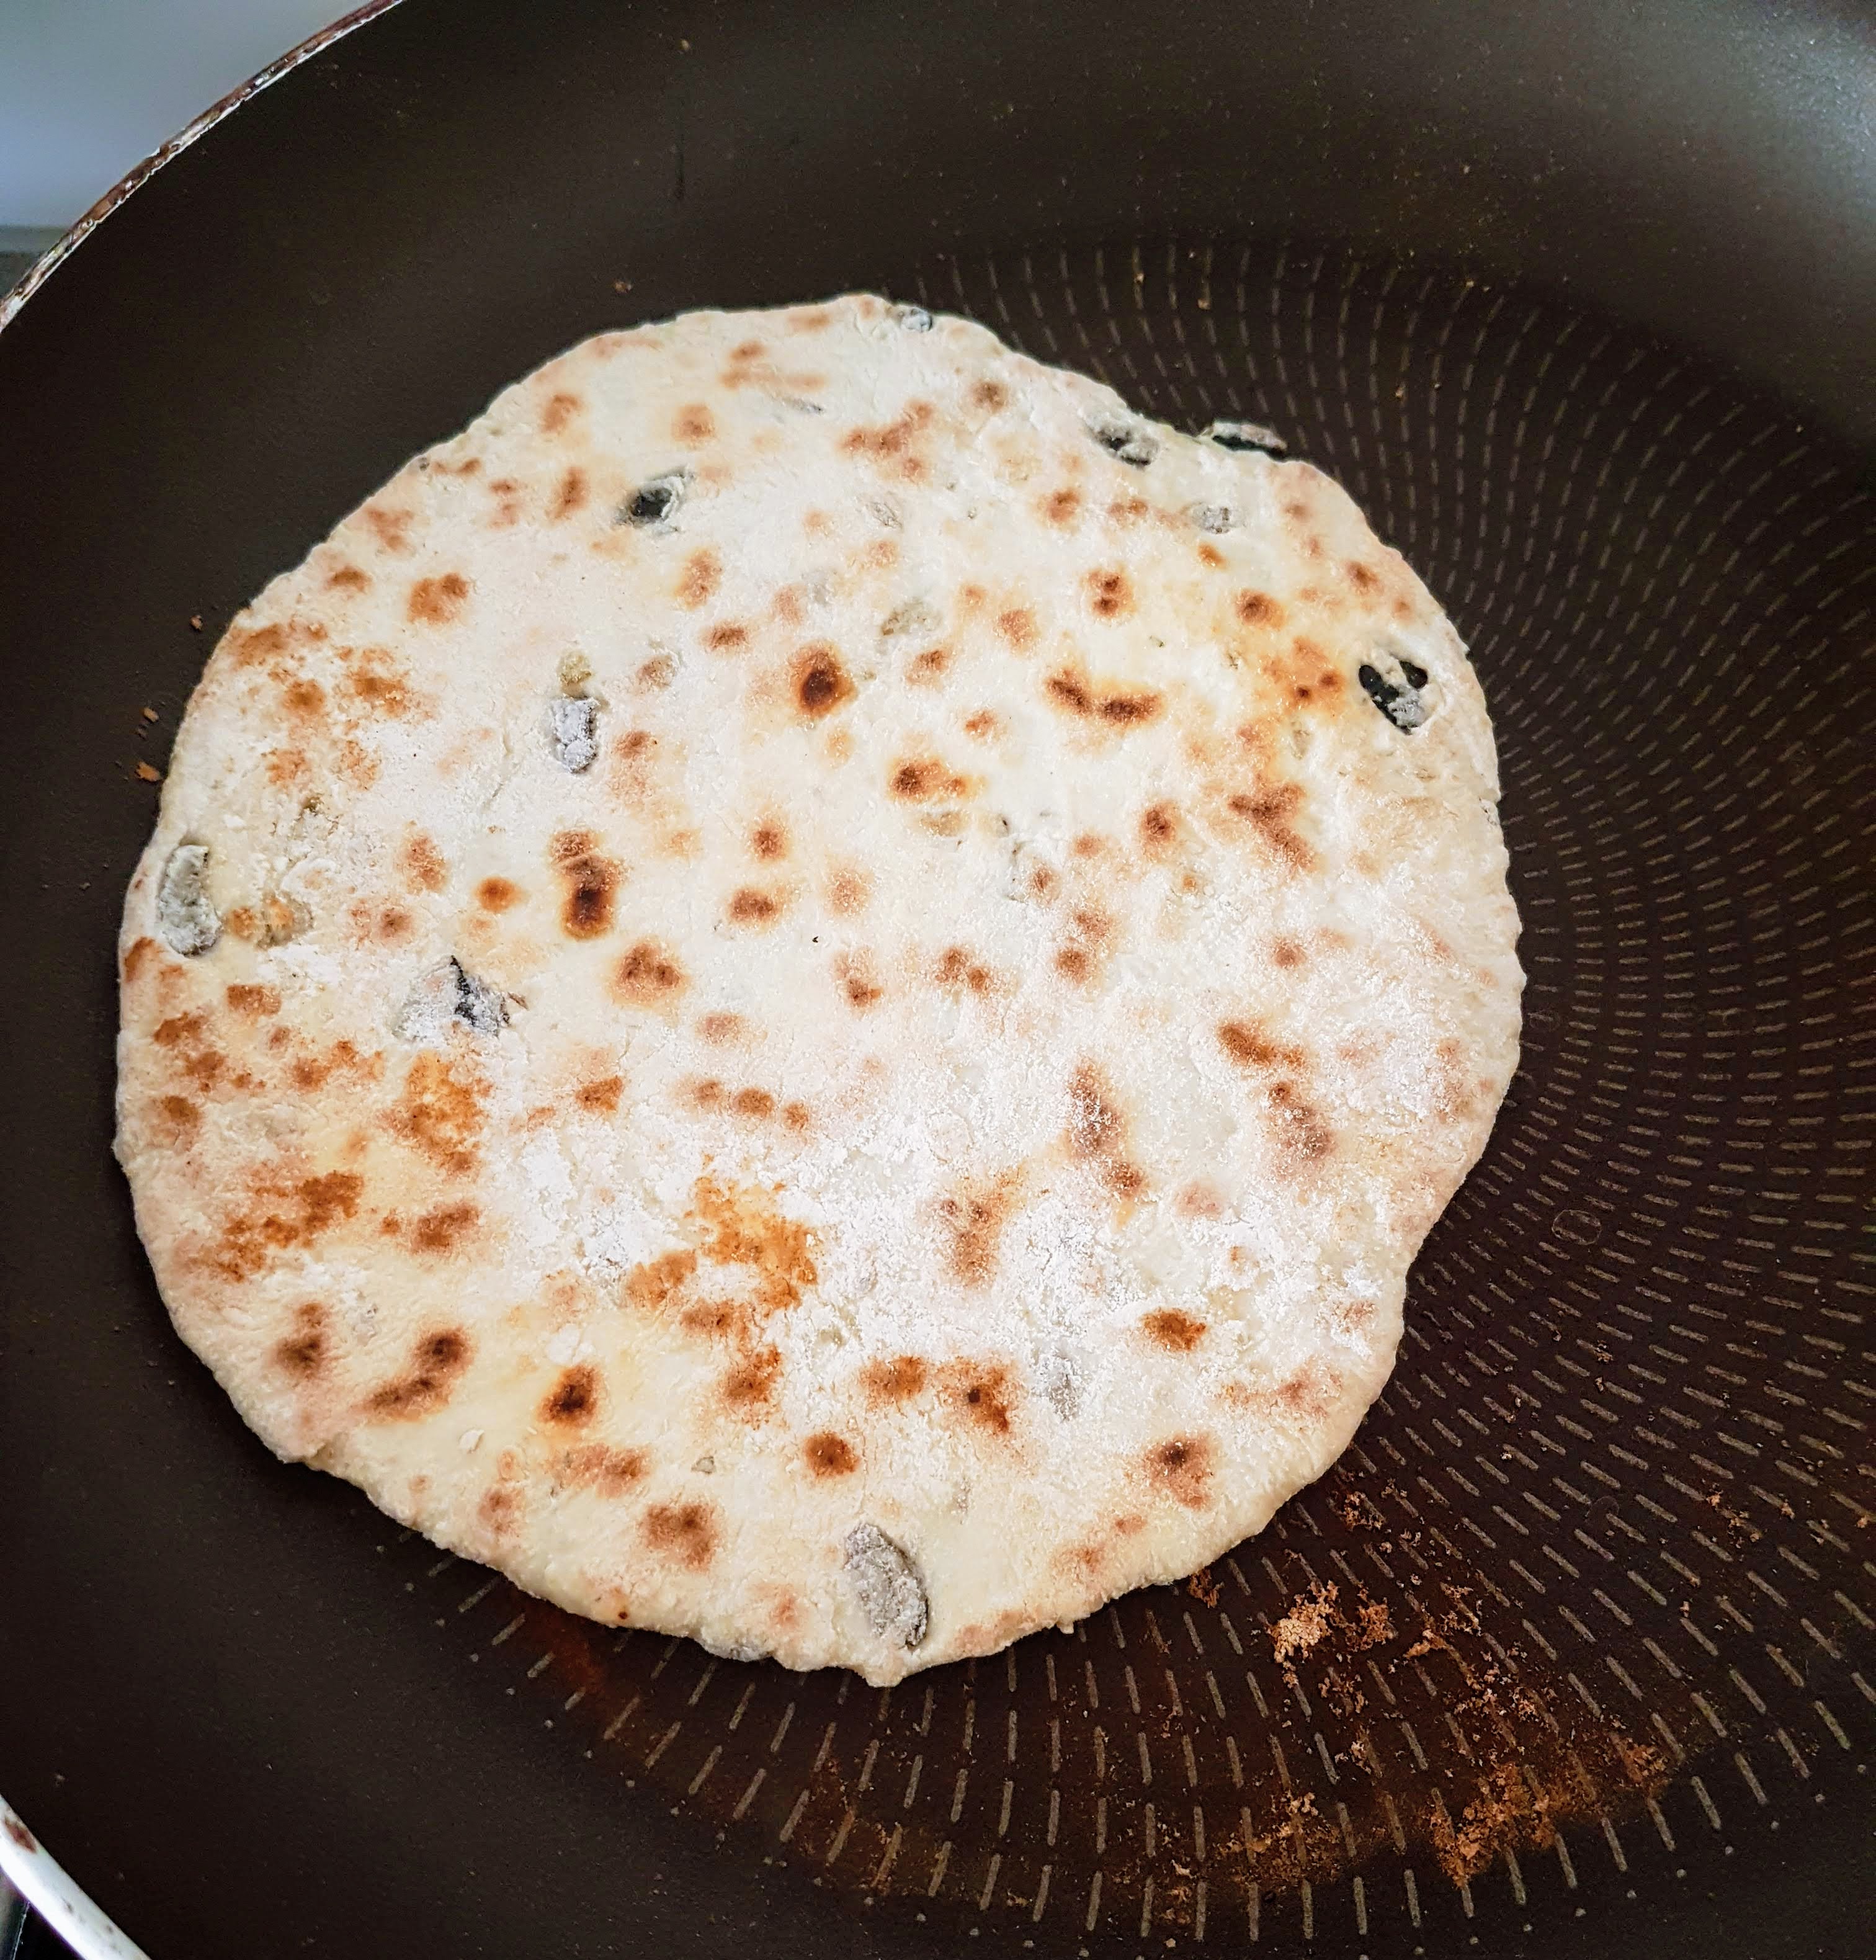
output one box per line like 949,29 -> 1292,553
842,1523 -> 929,1649
547,696 -> 600,771
1357,656 -> 1431,732
1088,417 -> 1159,468
395,957 -> 507,1043
156,842 -> 220,955
619,472 -> 686,527
892,304 -> 933,331
1202,418 -> 1287,455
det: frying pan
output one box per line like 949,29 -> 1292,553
2,1 -> 1872,1955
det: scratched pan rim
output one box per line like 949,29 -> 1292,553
3,4 -> 1874,1960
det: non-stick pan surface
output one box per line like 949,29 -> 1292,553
2,2 -> 1872,1956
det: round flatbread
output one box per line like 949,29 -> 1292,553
117,295 -> 1521,1684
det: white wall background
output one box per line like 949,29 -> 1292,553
1,0 -> 350,232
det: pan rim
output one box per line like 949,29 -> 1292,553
0,0 -> 404,342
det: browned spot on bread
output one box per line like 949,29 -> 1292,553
398,831 -> 447,892
478,1485 -> 520,1537
475,877 -> 522,913
272,1302 -> 328,1377
1197,543 -> 1225,569
561,1444 -> 648,1496
962,709 -> 998,738
889,756 -> 968,801
828,869 -> 870,914
1176,1181 -> 1223,1219
690,1078 -> 726,1110
942,1359 -> 1017,1436
1068,1062 -> 1145,1196
552,467 -> 589,520
726,886 -> 782,926
939,1170 -> 1021,1286
1324,1297 -> 1377,1340
838,953 -> 883,1008
1101,691 -> 1159,723
679,1295 -> 743,1338
1228,780 -> 1313,870
1086,568 -> 1133,619
1042,486 -> 1082,526
150,1094 -> 199,1144
860,1354 -> 929,1404
282,677 -> 324,718
732,1087 -> 776,1119
122,936 -> 159,984
1055,905 -> 1114,987
730,338 -> 766,360
541,390 -> 581,434
792,642 -> 854,717
266,748 -> 308,787
704,620 -> 749,653
638,653 -> 675,689
551,830 -> 621,939
225,983 -> 281,1017
840,400 -> 936,480
388,1054 -> 486,1177
1266,1078 -> 1334,1163
907,646 -> 950,682
1146,1434 -> 1214,1508
366,1327 -> 471,1418
697,1012 -> 745,1044
690,1178 -> 817,1307
677,548 -> 721,609
970,377 -> 1010,412
642,1501 -> 717,1569
1045,668 -> 1159,725
751,821 -> 787,861
1140,802 -> 1177,851
327,562 -> 370,591
1236,590 -> 1284,628
1276,1357 -> 1338,1422
364,504 -> 414,553
485,478 -> 522,527
575,1074 -> 624,1114
614,938 -> 686,1005
936,946 -> 995,995
289,1037 -> 377,1092
625,1248 -> 699,1313
227,620 -> 289,668
348,650 -> 416,717
805,1431 -> 857,1476
782,1100 -> 810,1132
721,1345 -> 782,1412
1143,1309 -> 1207,1353
408,1201 -> 480,1254
408,572 -> 470,624
996,606 -> 1038,650
541,1364 -> 600,1427
1272,934 -> 1306,969
1218,1020 -> 1305,1070
152,1014 -> 224,1091
674,403 -> 715,443
208,1170 -> 364,1281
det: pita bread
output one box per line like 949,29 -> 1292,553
117,295 -> 1521,1684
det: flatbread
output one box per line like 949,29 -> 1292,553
116,295 -> 1521,1684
